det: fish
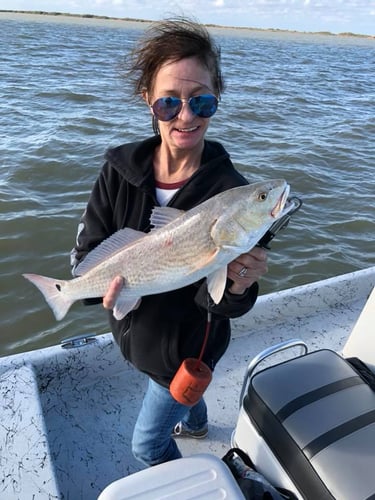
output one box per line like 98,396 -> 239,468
23,179 -> 291,321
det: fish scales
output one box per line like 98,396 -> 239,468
64,211 -> 218,298
23,179 -> 291,321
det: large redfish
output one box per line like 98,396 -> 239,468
23,179 -> 290,321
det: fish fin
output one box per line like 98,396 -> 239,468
150,206 -> 185,230
113,295 -> 141,320
75,228 -> 145,276
207,267 -> 228,304
23,273 -> 73,321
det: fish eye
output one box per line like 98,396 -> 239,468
258,191 -> 268,201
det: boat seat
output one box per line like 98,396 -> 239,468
343,285 -> 375,373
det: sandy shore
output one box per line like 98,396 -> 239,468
0,10 -> 373,40
0,11 -> 151,30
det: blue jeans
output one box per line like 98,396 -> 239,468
132,378 -> 208,466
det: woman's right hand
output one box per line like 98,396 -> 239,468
103,276 -> 124,310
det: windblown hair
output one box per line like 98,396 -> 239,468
128,17 -> 225,99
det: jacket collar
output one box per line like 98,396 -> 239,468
105,136 -> 230,189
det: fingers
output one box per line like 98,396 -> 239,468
248,246 -> 268,261
234,247 -> 268,275
103,275 -> 124,310
228,248 -> 268,294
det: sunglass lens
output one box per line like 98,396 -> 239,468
152,94 -> 218,121
152,97 -> 181,121
190,95 -> 218,118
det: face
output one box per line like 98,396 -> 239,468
145,57 -> 216,153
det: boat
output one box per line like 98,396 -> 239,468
1,265 -> 374,500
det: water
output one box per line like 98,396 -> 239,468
0,14 -> 374,357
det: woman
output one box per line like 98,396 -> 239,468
71,17 -> 268,467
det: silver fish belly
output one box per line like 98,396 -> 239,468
23,179 -> 290,320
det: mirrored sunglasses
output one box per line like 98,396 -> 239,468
151,94 -> 218,122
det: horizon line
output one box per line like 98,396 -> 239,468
1,9 -> 374,39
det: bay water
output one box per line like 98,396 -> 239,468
0,13 -> 374,356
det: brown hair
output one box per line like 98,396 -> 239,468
128,17 -> 225,99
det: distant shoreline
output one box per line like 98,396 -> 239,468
1,10 -> 373,39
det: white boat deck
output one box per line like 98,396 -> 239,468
1,266 -> 374,500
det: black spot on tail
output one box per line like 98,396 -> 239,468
55,284 -> 61,291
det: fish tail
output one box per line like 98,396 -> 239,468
23,273 -> 73,321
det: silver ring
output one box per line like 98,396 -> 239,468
238,266 -> 248,277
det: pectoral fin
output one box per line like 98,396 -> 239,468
207,267 -> 228,304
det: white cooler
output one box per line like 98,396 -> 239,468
98,453 -> 245,499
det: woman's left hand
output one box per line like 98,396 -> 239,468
227,246 -> 268,295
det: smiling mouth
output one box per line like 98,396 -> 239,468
176,126 -> 199,132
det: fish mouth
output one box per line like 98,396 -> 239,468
271,184 -> 291,218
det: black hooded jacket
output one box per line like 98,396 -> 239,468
72,135 -> 259,387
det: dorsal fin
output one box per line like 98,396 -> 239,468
75,227 -> 145,275
150,206 -> 185,230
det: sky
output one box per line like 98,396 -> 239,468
1,0 -> 374,36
